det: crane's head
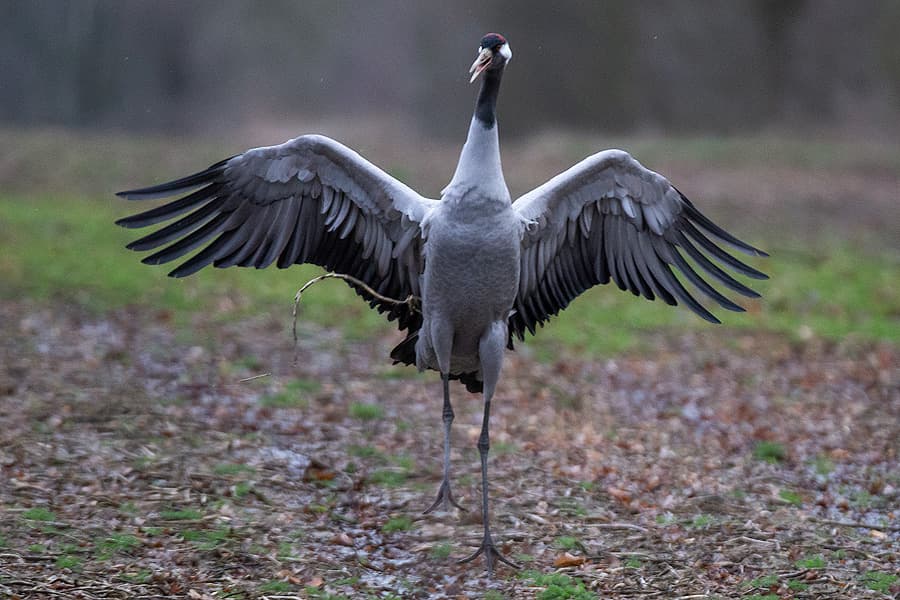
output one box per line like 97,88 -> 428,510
469,33 -> 512,83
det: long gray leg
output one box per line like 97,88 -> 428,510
458,321 -> 518,574
423,319 -> 464,513
424,372 -> 465,513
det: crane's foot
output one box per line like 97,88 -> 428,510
458,532 -> 519,575
423,480 -> 466,514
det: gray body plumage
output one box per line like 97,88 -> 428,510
116,34 -> 766,574
417,116 -> 521,379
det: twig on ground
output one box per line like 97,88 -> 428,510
584,522 -> 649,533
291,272 -> 420,363
237,372 -> 271,383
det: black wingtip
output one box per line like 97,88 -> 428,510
743,267 -> 769,280
702,312 -> 723,325
116,189 -> 156,200
677,189 -> 770,259
140,255 -> 165,266
115,214 -> 149,229
114,158 -> 232,201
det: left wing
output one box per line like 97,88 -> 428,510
510,149 -> 767,340
116,134 -> 438,334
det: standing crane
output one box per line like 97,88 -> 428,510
117,33 -> 767,574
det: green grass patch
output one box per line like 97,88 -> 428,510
122,569 -> 152,584
850,490 -> 873,509
778,488 -> 803,506
492,440 -> 518,454
158,508 -> 203,521
744,574 -> 778,588
553,535 -> 580,551
349,444 -> 385,459
861,571 -> 898,593
655,513 -> 676,526
96,533 -> 141,558
304,588 -> 350,600
382,516 -> 413,533
259,580 -> 293,594
430,542 -> 452,559
795,554 -> 826,569
118,501 -> 138,515
349,402 -> 385,421
260,378 -> 320,408
523,571 -> 595,600
812,455 -> 834,476
688,514 -> 714,529
515,552 -> 535,564
390,454 -> 415,470
212,462 -> 256,476
233,481 -> 253,498
22,507 -> 56,522
277,541 -> 294,559
55,554 -> 82,570
753,441 -> 786,464
557,499 -> 588,518
181,527 -> 231,550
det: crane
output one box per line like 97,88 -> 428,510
116,32 -> 767,574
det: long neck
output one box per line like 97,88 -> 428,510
475,68 -> 503,128
444,68 -> 509,201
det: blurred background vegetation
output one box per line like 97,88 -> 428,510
0,0 -> 898,354
3,0 -> 900,136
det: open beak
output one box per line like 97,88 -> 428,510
469,47 -> 493,83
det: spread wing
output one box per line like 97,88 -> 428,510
116,134 -> 438,332
510,149 -> 767,340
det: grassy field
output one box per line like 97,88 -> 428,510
1,129 -> 898,599
0,193 -> 896,356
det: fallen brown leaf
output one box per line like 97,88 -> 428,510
554,552 -> 586,568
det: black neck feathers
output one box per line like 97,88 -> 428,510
475,68 -> 503,129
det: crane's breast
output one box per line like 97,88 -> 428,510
421,207 -> 520,325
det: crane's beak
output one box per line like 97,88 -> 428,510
469,47 -> 493,83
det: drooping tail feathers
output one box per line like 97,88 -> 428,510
389,331 -> 484,394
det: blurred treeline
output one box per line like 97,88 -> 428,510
2,0 -> 899,137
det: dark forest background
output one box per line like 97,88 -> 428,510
3,0 -> 899,137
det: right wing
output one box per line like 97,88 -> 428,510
511,149 -> 767,339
